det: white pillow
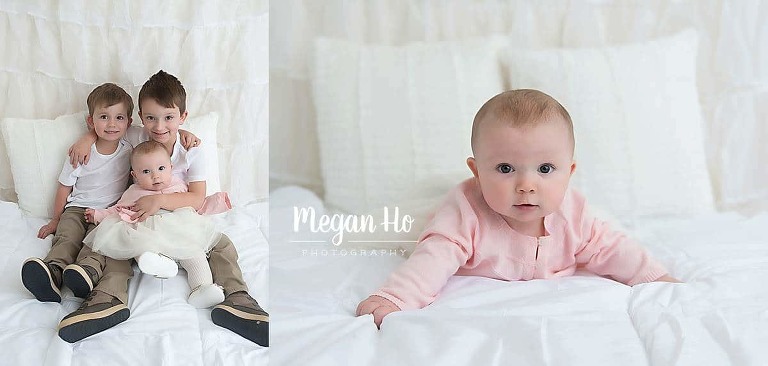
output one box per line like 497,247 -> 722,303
180,112 -> 221,195
501,30 -> 714,222
312,37 -> 506,215
1,112 -> 89,218
0,112 -> 221,218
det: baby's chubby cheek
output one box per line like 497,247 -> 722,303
485,195 -> 515,216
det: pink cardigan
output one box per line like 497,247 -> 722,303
92,177 -> 231,224
373,178 -> 668,311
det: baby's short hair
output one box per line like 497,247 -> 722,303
86,83 -> 134,117
131,140 -> 170,167
138,70 -> 187,114
470,89 -> 574,153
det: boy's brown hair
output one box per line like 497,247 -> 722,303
471,89 -> 574,154
130,140 -> 170,168
138,70 -> 187,114
86,83 -> 134,117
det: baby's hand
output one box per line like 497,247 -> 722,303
84,208 -> 96,223
654,274 -> 682,283
356,295 -> 400,328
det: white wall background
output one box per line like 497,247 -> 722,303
0,0 -> 269,205
270,0 -> 768,213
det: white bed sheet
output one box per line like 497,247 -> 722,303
0,200 -> 269,366
270,186 -> 768,366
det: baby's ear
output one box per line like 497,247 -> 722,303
86,115 -> 94,129
466,157 -> 479,178
179,111 -> 188,124
130,170 -> 136,180
569,160 -> 577,176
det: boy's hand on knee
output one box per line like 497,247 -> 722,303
38,218 -> 59,239
356,295 -> 400,328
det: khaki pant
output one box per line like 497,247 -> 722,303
208,234 -> 248,296
95,233 -> 248,303
45,206 -> 98,270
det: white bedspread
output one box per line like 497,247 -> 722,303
0,200 -> 269,366
270,186 -> 768,366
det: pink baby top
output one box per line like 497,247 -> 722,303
92,176 -> 231,224
373,178 -> 668,311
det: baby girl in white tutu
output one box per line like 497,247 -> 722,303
83,140 -> 231,308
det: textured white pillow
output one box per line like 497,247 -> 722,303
502,30 -> 714,222
0,112 -> 221,218
180,112 -> 222,195
1,112 -> 89,218
312,37 -> 506,214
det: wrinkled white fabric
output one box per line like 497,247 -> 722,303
0,199 -> 269,365
271,185 -> 768,366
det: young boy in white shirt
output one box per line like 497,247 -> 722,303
22,83 -> 133,303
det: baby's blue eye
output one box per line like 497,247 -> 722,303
158,166 -> 166,171
538,164 -> 555,174
142,169 -> 150,174
496,164 -> 513,174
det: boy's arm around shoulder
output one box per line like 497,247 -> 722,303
68,130 -> 97,167
178,129 -> 201,150
38,183 -> 72,239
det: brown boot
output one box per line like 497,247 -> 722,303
21,257 -> 63,302
62,263 -> 102,298
211,291 -> 269,346
58,290 -> 129,343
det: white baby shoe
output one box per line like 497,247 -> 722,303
137,252 -> 178,278
188,283 -> 225,309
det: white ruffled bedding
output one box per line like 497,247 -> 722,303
270,186 -> 768,366
0,1 -> 269,204
271,0 -> 768,213
0,200 -> 269,366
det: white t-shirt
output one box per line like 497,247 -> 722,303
126,126 -> 207,184
58,140 -> 132,209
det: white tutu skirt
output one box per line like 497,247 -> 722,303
83,207 -> 221,260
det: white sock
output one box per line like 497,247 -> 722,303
178,253 -> 213,291
187,283 -> 224,308
180,253 -> 224,308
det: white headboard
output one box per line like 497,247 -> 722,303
270,0 -> 768,213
